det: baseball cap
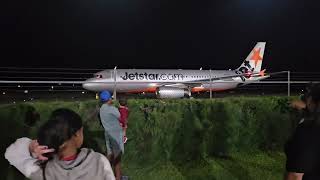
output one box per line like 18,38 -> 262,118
100,91 -> 112,102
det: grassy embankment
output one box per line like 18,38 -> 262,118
1,97 -> 299,180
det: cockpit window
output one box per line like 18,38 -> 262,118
94,71 -> 112,79
95,74 -> 103,78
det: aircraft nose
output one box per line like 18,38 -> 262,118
82,82 -> 91,91
82,79 -> 97,91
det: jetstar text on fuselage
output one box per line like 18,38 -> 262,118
120,72 -> 184,81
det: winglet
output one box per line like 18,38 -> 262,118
259,69 -> 266,77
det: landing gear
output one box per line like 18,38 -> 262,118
187,87 -> 192,99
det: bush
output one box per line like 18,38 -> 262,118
0,97 -> 298,179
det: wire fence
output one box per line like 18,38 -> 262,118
0,69 -> 319,103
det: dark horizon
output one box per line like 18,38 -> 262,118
1,0 -> 320,72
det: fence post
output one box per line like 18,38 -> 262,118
210,69 -> 212,99
288,71 -> 290,97
113,66 -> 117,100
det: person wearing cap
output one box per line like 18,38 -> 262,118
99,91 -> 124,180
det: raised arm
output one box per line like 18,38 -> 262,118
5,138 -> 40,178
5,138 -> 54,178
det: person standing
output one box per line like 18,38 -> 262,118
285,83 -> 320,180
99,91 -> 124,180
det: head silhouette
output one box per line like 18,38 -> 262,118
100,91 -> 112,103
37,108 -> 83,160
119,98 -> 127,106
304,83 -> 320,112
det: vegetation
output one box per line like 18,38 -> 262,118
0,96 -> 301,179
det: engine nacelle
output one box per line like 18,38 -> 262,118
156,87 -> 190,99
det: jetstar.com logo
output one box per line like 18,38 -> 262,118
120,72 -> 184,81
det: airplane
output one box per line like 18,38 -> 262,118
82,42 -> 270,98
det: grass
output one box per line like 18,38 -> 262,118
121,151 -> 285,180
1,98 -> 291,180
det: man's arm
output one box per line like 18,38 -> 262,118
285,172 -> 304,180
290,100 -> 306,110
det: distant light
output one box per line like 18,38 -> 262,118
24,90 -> 28,94
30,98 -> 34,101
2,92 -> 5,95
82,91 -> 85,94
18,85 -> 21,88
23,100 -> 26,102
200,67 -> 202,70
142,92 -> 145,95
13,101 -> 16,104
51,86 -> 54,89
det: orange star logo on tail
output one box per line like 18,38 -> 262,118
251,48 -> 262,68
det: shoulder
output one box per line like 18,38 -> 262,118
100,105 -> 112,114
97,154 -> 114,179
81,148 -> 109,163
110,106 -> 120,115
77,148 -> 111,169
110,105 -> 118,111
101,104 -> 117,111
86,150 -> 114,178
100,104 -> 108,110
85,149 -> 111,165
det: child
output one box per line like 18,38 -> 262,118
5,108 -> 115,180
118,98 -> 129,144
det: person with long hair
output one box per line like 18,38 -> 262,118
5,108 -> 115,180
285,83 -> 320,180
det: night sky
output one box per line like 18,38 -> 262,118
1,0 -> 320,72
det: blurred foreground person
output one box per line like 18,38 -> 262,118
99,91 -> 124,180
285,83 -> 320,180
5,108 -> 115,180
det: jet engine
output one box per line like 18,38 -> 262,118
156,87 -> 190,99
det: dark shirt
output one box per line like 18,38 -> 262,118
285,120 -> 320,180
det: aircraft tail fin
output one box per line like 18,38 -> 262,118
237,42 -> 266,73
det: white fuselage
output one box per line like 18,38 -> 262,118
82,69 -> 267,93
